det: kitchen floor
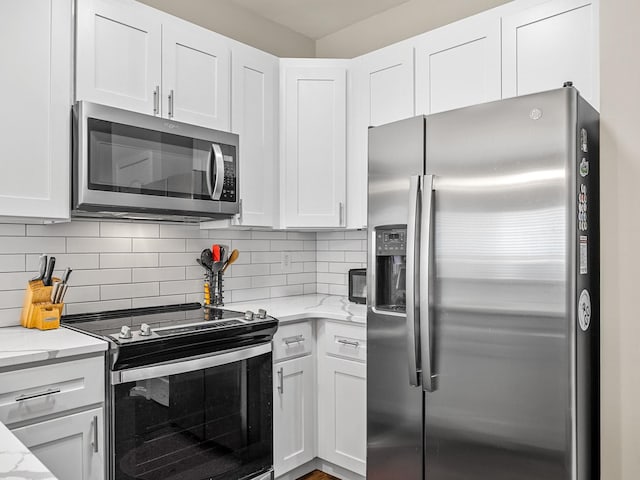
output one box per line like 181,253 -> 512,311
297,470 -> 340,480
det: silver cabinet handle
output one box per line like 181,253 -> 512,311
15,387 -> 61,402
406,175 -> 421,387
283,335 -> 305,345
168,89 -> 174,118
211,143 -> 225,200
91,415 -> 99,453
337,338 -> 360,348
153,85 -> 160,115
419,174 -> 436,393
339,202 -> 344,226
277,367 -> 284,394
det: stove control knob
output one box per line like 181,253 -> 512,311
119,325 -> 132,339
139,323 -> 152,336
244,310 -> 254,321
257,309 -> 267,319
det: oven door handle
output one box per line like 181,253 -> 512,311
111,343 -> 272,385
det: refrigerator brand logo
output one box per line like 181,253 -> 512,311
529,108 -> 543,120
164,122 -> 179,130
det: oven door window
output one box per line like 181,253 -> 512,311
87,118 -> 235,201
113,352 -> 272,480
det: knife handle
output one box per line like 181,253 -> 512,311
43,257 -> 55,287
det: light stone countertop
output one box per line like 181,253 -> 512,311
0,421 -> 56,480
0,326 -> 108,370
227,294 -> 366,324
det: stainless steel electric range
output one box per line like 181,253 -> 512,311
63,303 -> 278,480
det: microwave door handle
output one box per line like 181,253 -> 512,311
206,145 -> 214,198
420,174 -> 436,392
406,175 -> 421,387
211,143 -> 225,200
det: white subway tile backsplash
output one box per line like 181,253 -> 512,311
159,279 -> 202,296
287,272 -> 315,285
101,253 -> 158,268
251,231 -> 287,240
72,269 -> 132,286
133,267 -> 185,283
0,236 -> 66,254
101,282 -> 159,300
329,284 -> 348,296
0,218 -> 369,324
133,238 -> 185,253
101,222 -> 159,238
252,275 -> 286,288
67,237 -> 131,253
270,240 -> 304,251
0,224 -> 25,236
27,222 -> 99,237
0,255 -> 25,272
65,299 -> 132,315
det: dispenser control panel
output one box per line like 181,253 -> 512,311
376,228 -> 406,256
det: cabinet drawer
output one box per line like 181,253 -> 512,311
0,355 -> 105,426
273,321 -> 313,362
324,322 -> 366,362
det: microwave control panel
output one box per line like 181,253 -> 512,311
218,144 -> 237,203
376,227 -> 406,256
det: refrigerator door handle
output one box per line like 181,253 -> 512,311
406,175 -> 421,387
420,174 -> 436,392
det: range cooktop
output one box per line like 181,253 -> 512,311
62,303 -> 278,370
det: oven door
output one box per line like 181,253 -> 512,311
73,101 -> 239,218
110,343 -> 272,480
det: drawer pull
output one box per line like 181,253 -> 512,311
277,367 -> 284,394
337,339 -> 360,348
15,387 -> 61,402
283,335 -> 305,346
92,415 -> 99,453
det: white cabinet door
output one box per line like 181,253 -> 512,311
281,61 -> 347,228
273,355 -> 316,477
76,0 -> 162,115
502,0 -> 599,110
12,408 -> 105,480
415,12 -> 501,115
162,18 -> 231,130
317,356 -> 366,476
0,0 -> 72,220
231,43 -> 278,227
348,43 -> 414,229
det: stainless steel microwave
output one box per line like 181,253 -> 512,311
72,101 -> 239,221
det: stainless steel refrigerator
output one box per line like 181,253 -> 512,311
366,86 -> 599,480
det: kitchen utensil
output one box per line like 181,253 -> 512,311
51,281 -> 61,303
62,267 -> 72,284
58,284 -> 69,303
200,249 -> 213,269
43,256 -> 56,287
221,249 -> 239,274
31,254 -> 47,281
212,244 -> 221,262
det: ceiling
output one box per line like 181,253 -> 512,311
230,0 -> 411,39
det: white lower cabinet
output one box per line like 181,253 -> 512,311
273,355 -> 316,476
11,408 -> 105,480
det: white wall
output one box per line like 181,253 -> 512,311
315,0 -> 511,58
137,0 -> 315,57
600,0 -> 640,477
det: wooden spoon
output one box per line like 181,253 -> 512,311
221,249 -> 239,274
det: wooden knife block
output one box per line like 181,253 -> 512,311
20,278 -> 63,330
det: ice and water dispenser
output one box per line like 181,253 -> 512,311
374,225 -> 407,313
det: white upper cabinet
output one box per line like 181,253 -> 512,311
502,0 -> 600,110
281,60 -> 347,229
77,0 -> 231,127
76,0 -> 162,115
0,0 -> 72,220
230,43 -> 278,227
348,43 -> 414,229
414,11 -> 502,115
163,20 -> 230,130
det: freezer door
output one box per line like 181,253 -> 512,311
367,116 -> 426,480
423,88 -> 578,479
